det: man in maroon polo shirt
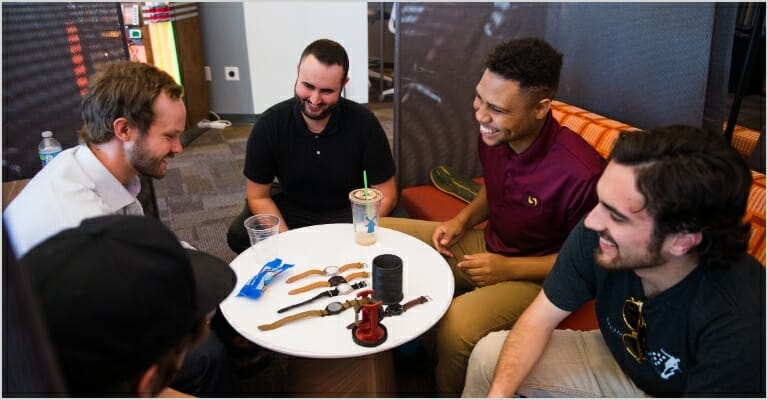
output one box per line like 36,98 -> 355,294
380,37 -> 604,396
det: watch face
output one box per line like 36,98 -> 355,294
336,283 -> 353,294
386,304 -> 403,316
326,302 -> 344,314
328,275 -> 346,286
323,265 -> 340,275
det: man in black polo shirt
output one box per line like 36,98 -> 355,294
227,38 -> 397,254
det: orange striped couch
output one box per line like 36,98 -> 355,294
399,100 -> 766,330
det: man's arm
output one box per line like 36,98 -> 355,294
371,176 -> 397,217
458,253 -> 558,286
432,185 -> 490,256
245,179 -> 288,232
487,290 -> 571,397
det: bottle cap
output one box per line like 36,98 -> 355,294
41,130 -> 53,138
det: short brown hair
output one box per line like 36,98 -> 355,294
300,39 -> 349,82
80,61 -> 183,144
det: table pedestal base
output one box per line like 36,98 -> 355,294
285,351 -> 397,397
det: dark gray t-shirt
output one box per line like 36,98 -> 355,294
543,220 -> 766,396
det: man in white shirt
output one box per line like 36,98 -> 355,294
4,61 -> 184,257
3,61 -> 243,395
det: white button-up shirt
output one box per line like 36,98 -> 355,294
3,144 -> 143,257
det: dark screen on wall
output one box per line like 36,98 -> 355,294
2,2 -> 127,181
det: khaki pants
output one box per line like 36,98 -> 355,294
462,329 -> 648,397
379,217 -> 542,396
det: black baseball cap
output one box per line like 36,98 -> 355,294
19,215 -> 236,393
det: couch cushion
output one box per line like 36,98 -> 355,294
401,177 -> 486,227
550,100 -> 636,158
746,170 -> 766,265
729,124 -> 761,159
556,299 -> 598,330
401,185 -> 466,222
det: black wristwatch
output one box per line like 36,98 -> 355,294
277,281 -> 369,313
346,295 -> 431,329
259,296 -> 376,331
323,301 -> 345,315
288,271 -> 369,295
383,296 -> 430,317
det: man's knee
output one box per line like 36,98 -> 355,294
437,304 -> 478,354
227,202 -> 251,254
173,332 -> 241,395
379,217 -> 437,245
463,331 -> 508,397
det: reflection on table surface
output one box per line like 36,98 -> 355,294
219,223 -> 454,358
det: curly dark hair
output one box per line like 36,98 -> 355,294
484,37 -> 563,103
300,38 -> 349,82
609,126 -> 752,266
80,61 -> 183,144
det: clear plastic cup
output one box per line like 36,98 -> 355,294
244,214 -> 280,246
349,188 -> 383,245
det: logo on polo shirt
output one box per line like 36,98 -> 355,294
527,194 -> 539,207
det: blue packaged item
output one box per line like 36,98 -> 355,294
238,258 -> 294,299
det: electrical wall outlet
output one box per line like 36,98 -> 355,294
204,66 -> 211,81
224,66 -> 240,81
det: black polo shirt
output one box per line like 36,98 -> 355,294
244,97 -> 395,212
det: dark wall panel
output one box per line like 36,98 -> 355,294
395,2 -> 735,187
2,3 -> 127,181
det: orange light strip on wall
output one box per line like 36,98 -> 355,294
65,21 -> 88,96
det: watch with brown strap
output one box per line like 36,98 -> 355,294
346,295 -> 431,329
285,262 -> 366,283
277,280 -> 369,313
258,296 -> 376,331
287,271 -> 369,295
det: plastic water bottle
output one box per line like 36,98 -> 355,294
38,130 -> 63,167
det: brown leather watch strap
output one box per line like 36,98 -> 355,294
285,268 -> 324,284
344,270 -> 369,282
402,295 -> 431,312
285,262 -> 366,284
338,262 -> 365,273
288,280 -> 329,295
258,309 -> 324,331
288,271 -> 370,295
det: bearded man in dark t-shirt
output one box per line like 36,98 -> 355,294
465,126 -> 765,397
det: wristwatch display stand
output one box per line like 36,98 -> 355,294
351,289 -> 387,347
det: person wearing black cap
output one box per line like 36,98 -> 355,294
3,61 -> 244,396
19,215 -> 237,397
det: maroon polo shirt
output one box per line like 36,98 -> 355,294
478,112 -> 604,257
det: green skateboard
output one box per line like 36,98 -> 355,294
429,165 -> 481,204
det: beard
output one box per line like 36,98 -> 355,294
593,231 -> 666,271
295,93 -> 338,121
128,135 -> 172,179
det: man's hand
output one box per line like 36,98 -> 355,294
432,218 -> 466,257
458,252 -> 510,287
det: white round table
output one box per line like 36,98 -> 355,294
219,223 -> 455,358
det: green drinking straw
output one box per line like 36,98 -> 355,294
363,170 -> 371,218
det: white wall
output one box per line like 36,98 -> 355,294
243,2 -> 369,114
